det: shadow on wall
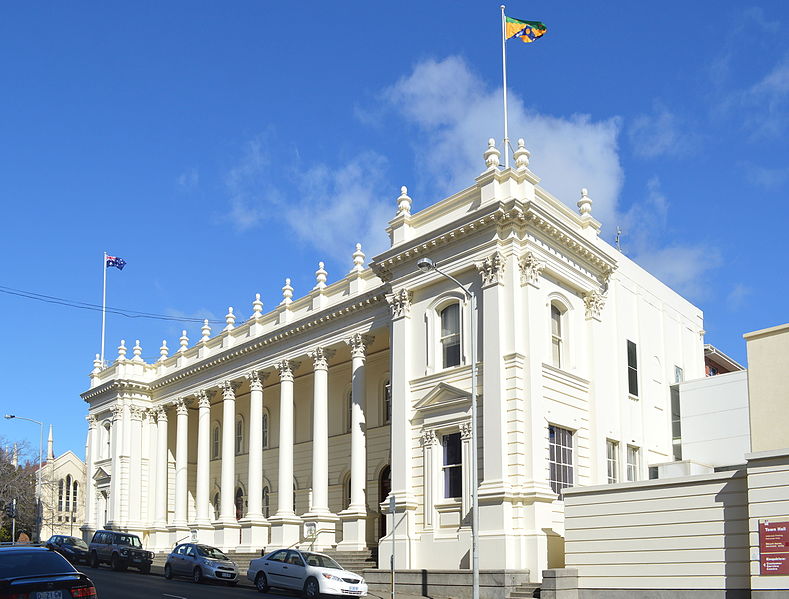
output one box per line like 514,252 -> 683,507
714,470 -> 749,592
546,531 -> 565,569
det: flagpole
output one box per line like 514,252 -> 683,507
501,4 -> 510,169
100,251 -> 107,366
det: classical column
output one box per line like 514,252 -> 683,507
82,415 -> 98,533
304,347 -> 338,549
268,360 -> 301,547
128,406 -> 144,527
119,401 -> 132,527
173,399 -> 189,528
460,422 -> 473,517
246,372 -> 266,519
421,430 -> 438,529
338,333 -> 373,550
194,390 -> 212,526
219,381 -> 238,522
154,406 -> 169,528
108,403 -> 124,527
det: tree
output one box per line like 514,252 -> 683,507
0,440 -> 37,542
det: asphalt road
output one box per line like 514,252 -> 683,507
76,565 -> 301,599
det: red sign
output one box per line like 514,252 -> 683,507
760,521 -> 789,575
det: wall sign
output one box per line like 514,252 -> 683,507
760,520 -> 789,575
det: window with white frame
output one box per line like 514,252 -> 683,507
442,432 -> 462,499
58,480 -> 64,511
72,481 -> 78,512
439,303 -> 461,369
674,365 -> 684,384
235,416 -> 244,455
212,424 -> 221,459
627,340 -> 639,396
103,422 -> 111,459
606,440 -> 619,484
262,412 -> 269,449
550,303 -> 566,368
626,445 -> 640,481
548,425 -> 574,495
382,379 -> 391,425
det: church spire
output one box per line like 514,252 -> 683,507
47,424 -> 54,461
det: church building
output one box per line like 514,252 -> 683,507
81,138 -> 704,586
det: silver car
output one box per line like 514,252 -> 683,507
248,548 -> 367,598
164,543 -> 239,585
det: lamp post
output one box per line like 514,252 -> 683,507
415,257 -> 479,599
5,414 -> 44,542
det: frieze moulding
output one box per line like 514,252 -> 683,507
420,429 -> 438,447
347,333 -> 375,358
583,289 -> 606,320
386,288 -> 412,319
519,251 -> 545,287
476,252 -> 506,287
309,347 -> 335,371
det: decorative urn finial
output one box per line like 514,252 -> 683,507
397,186 -> 412,215
159,340 -> 169,362
224,307 -> 236,331
352,243 -> 365,272
252,293 -> 263,318
314,261 -> 328,290
281,278 -> 293,305
484,138 -> 501,170
201,319 -> 211,342
132,339 -> 143,362
514,138 -> 531,169
117,339 -> 127,360
179,330 -> 189,353
578,187 -> 593,216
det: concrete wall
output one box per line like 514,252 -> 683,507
563,471 -> 750,593
679,370 -> 750,468
744,323 -> 789,453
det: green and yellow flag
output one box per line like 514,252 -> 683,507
505,16 -> 547,43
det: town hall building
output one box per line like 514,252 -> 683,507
80,138 -> 704,589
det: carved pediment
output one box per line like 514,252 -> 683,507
92,467 -> 110,483
413,382 -> 471,416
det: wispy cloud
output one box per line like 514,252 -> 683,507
384,56 -> 624,230
224,136 -> 275,231
743,6 -> 780,33
740,56 -> 789,138
726,284 -> 752,310
628,101 -> 688,159
176,168 -> 199,191
743,162 -> 789,189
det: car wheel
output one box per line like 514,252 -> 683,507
164,564 -> 173,580
255,572 -> 269,593
90,552 -> 99,569
303,577 -> 321,599
111,554 -> 121,571
192,567 -> 202,584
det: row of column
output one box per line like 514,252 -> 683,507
87,332 -> 374,550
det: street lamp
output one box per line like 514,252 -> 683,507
415,257 -> 480,599
5,414 -> 44,542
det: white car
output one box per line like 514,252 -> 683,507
248,548 -> 367,598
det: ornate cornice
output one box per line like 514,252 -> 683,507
386,288 -> 412,319
81,379 -> 152,402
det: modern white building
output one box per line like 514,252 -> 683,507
80,138 -> 704,590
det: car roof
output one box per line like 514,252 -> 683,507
0,546 -> 52,552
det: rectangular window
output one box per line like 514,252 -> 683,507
548,425 -> 574,495
440,304 -> 461,368
671,384 -> 682,461
383,381 -> 392,424
626,445 -> 640,482
235,419 -> 243,454
627,340 -> 639,396
674,365 -> 684,384
551,305 -> 563,368
606,440 -> 618,484
442,432 -> 462,499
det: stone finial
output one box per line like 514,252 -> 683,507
224,307 -> 236,331
201,319 -> 211,342
484,138 -> 501,170
117,339 -> 127,360
159,340 -> 169,362
397,186 -> 412,215
252,293 -> 263,318
92,354 -> 102,374
281,278 -> 293,305
514,138 -> 531,169
578,188 -> 592,216
351,243 -> 365,273
132,340 -> 143,362
179,330 -> 189,353
314,262 -> 328,290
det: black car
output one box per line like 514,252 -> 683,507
88,530 -> 153,573
46,535 -> 91,564
0,545 -> 98,597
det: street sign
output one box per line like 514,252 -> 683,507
760,520 -> 789,575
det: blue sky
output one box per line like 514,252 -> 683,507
1,2 -> 787,459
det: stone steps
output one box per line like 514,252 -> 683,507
507,586 -> 541,599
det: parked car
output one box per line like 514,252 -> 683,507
164,543 -> 239,585
88,530 -> 153,573
248,548 -> 367,598
0,545 -> 98,597
46,534 -> 91,564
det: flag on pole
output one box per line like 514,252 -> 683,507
505,16 -> 547,43
106,256 -> 126,270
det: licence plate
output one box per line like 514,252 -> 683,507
35,592 -> 63,599
350,586 -> 359,592
218,572 -> 231,578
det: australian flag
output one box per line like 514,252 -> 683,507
106,255 -> 126,270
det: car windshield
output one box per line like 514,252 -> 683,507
117,535 -> 142,548
64,537 -> 88,549
302,552 -> 342,570
0,550 -> 76,579
196,545 -> 227,559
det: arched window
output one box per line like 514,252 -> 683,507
235,487 -> 245,520
550,303 -> 567,368
262,486 -> 270,519
212,424 -> 221,459
103,422 -> 111,459
235,416 -> 244,455
382,379 -> 392,425
262,412 -> 269,449
58,480 -> 64,511
72,481 -> 78,513
65,475 -> 72,512
440,303 -> 461,368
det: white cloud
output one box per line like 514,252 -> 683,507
385,56 -> 624,231
176,168 -> 199,191
742,57 -> 789,138
225,137 -> 272,231
628,101 -> 686,158
743,6 -> 780,33
744,162 -> 789,188
726,284 -> 752,310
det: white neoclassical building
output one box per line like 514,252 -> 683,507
81,138 -> 704,584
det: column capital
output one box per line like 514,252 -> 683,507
309,347 -> 336,371
222,380 -> 241,399
420,429 -> 438,447
155,406 -> 168,423
86,414 -> 98,429
347,333 -> 374,358
386,288 -> 412,319
111,403 -> 124,422
196,389 -> 213,410
246,370 -> 269,391
460,421 -> 473,440
277,359 -> 300,381
476,251 -> 506,287
174,398 -> 190,416
519,251 -> 544,287
584,289 -> 606,320
129,405 -> 145,421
